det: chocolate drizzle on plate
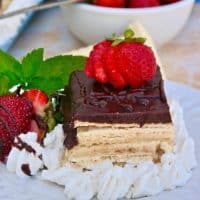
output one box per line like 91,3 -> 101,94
14,136 -> 36,154
21,164 -> 31,176
61,68 -> 172,149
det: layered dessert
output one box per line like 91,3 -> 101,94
62,69 -> 174,168
61,30 -> 175,168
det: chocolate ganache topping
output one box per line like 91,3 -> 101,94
61,68 -> 172,149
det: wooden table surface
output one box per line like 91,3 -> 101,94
9,4 -> 200,89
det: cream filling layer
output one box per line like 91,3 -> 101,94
75,121 -> 172,128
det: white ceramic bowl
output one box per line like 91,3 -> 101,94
61,0 -> 194,47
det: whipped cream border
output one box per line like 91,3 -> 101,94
6,101 -> 197,200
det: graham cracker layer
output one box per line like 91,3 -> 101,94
64,123 -> 175,168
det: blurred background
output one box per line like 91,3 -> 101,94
0,0 -> 199,88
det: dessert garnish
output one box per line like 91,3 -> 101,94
91,0 -> 181,8
22,89 -> 52,142
0,48 -> 86,162
0,48 -> 86,96
162,0 -> 180,4
92,0 -> 125,8
128,0 -> 160,8
22,89 -> 49,117
0,95 -> 33,161
85,29 -> 156,88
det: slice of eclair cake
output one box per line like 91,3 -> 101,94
61,67 -> 174,168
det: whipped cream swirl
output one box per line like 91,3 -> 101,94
7,132 -> 43,177
42,124 -> 65,170
7,124 -> 64,177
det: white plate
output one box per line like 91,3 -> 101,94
0,80 -> 200,200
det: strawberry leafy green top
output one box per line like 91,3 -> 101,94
107,29 -> 146,46
0,48 -> 87,96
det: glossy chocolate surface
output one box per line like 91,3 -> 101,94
61,68 -> 172,149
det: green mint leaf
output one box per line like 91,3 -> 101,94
27,77 -> 64,95
21,48 -> 44,82
0,72 -> 20,87
0,48 -> 87,96
0,49 -> 21,76
35,55 -> 68,78
38,55 -> 86,82
0,49 -> 21,73
0,75 -> 10,95
26,55 -> 87,94
0,49 -> 21,92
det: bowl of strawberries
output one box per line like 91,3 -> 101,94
61,0 -> 194,47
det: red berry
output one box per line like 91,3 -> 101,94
30,120 -> 45,142
114,42 -> 156,88
0,107 -> 19,137
22,89 -> 49,117
0,120 -> 13,162
161,0 -> 180,4
128,0 -> 160,8
84,28 -> 157,89
93,0 -> 125,8
85,40 -> 111,83
0,95 -> 33,161
84,41 -> 156,88
104,47 -> 127,88
0,95 -> 33,134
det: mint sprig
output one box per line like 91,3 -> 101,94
107,28 -> 146,46
0,49 -> 87,96
21,48 -> 44,82
0,75 -> 10,95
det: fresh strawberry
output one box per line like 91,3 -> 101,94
128,0 -> 160,8
0,95 -> 33,161
22,89 -> 55,141
22,89 -> 49,117
0,120 -> 13,162
104,47 -> 127,88
161,0 -> 180,4
0,95 -> 33,134
92,0 -> 125,8
0,107 -> 19,137
84,29 -> 157,88
85,40 -> 111,83
113,42 -> 156,88
30,120 -> 45,142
